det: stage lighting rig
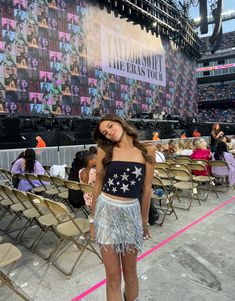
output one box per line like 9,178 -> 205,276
98,0 -> 202,58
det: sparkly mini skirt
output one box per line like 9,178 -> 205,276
94,192 -> 143,254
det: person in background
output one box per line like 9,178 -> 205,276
68,151 -> 96,208
192,128 -> 201,137
190,138 -> 211,175
11,151 -> 25,188
152,131 -> 160,141
211,123 -> 224,152
180,131 -> 187,138
11,148 -> 45,191
92,114 -> 155,301
212,141 -> 235,186
181,139 -> 194,156
36,135 -> 46,148
155,144 -> 165,162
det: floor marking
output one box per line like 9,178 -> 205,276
71,197 -> 235,301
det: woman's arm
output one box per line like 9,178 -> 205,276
11,159 -> 23,174
91,147 -> 105,217
140,145 -> 155,229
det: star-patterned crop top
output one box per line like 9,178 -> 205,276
102,161 -> 146,199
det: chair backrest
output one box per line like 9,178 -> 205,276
170,163 -> 190,172
79,183 -> 94,194
191,159 -> 208,166
43,165 -> 51,175
24,173 -> 39,188
27,192 -> 47,212
64,180 -> 81,190
176,157 -> 191,164
156,162 -> 170,169
44,198 -> 71,222
65,167 -> 71,176
165,158 -> 176,164
15,173 -> 26,181
50,176 -> 65,187
2,169 -> 12,181
12,188 -> 32,208
188,163 -> 207,173
38,174 -> 53,184
154,167 -> 170,179
169,167 -> 192,182
208,160 -> 228,168
2,185 -> 16,201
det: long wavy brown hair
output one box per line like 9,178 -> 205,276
94,114 -> 155,176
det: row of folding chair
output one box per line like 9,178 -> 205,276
0,184 -> 102,280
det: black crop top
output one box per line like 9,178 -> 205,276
102,161 -> 146,199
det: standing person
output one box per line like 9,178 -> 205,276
11,148 -> 45,191
91,114 -> 155,301
152,131 -> 160,141
211,123 -> 224,152
192,128 -> 201,137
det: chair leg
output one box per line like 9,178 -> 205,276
0,272 -> 32,301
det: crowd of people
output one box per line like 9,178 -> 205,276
197,83 -> 235,102
198,108 -> 235,123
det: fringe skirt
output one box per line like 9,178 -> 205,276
94,192 -> 143,254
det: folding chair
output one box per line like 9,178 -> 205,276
168,168 -> 201,210
43,165 -> 51,176
208,160 -> 230,192
0,184 -> 14,221
24,173 -> 45,194
26,193 -> 62,260
176,157 -> 191,164
152,176 -> 178,226
0,243 -> 31,301
44,198 -> 102,278
188,162 -> 218,200
155,162 -> 170,169
0,169 -> 13,186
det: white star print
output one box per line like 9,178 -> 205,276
108,178 -> 114,186
113,174 -> 118,179
120,183 -> 129,193
126,168 -> 130,171
130,180 -> 136,185
117,182 -> 120,185
132,166 -> 142,178
112,187 -> 117,193
121,172 -> 129,181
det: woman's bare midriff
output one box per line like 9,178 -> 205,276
102,191 -> 136,202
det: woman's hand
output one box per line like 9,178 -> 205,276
143,224 -> 151,240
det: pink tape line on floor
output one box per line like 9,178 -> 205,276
71,196 -> 235,301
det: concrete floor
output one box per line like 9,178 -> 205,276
0,186 -> 235,301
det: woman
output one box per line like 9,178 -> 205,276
190,138 -> 211,175
212,141 -> 235,186
211,123 -> 224,152
91,114 -> 155,301
11,148 -> 45,191
68,151 -> 96,208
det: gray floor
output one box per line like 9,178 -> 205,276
0,187 -> 235,301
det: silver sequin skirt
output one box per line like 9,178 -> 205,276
94,192 -> 143,254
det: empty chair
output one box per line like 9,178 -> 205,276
0,243 -> 31,300
152,176 -> 178,226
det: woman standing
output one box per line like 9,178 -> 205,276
211,123 -> 224,152
91,114 -> 155,301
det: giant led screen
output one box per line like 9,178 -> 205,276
0,0 -> 197,118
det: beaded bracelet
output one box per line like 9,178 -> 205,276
143,223 -> 150,230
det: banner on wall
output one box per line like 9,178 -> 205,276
101,26 -> 166,86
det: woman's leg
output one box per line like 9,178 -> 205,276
121,250 -> 139,301
100,246 -> 122,301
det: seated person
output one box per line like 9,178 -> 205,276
211,141 -> 235,186
155,144 -> 165,162
181,139 -> 194,156
192,128 -> 201,137
11,148 -> 45,191
68,151 -> 96,208
190,138 -> 211,176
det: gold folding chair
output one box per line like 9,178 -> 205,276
0,243 -> 31,301
152,176 -> 178,226
168,168 -> 201,210
24,173 -> 45,194
44,198 -> 102,278
176,157 -> 191,164
208,160 -> 230,192
43,165 -> 51,176
188,162 -> 218,200
155,162 -> 171,169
